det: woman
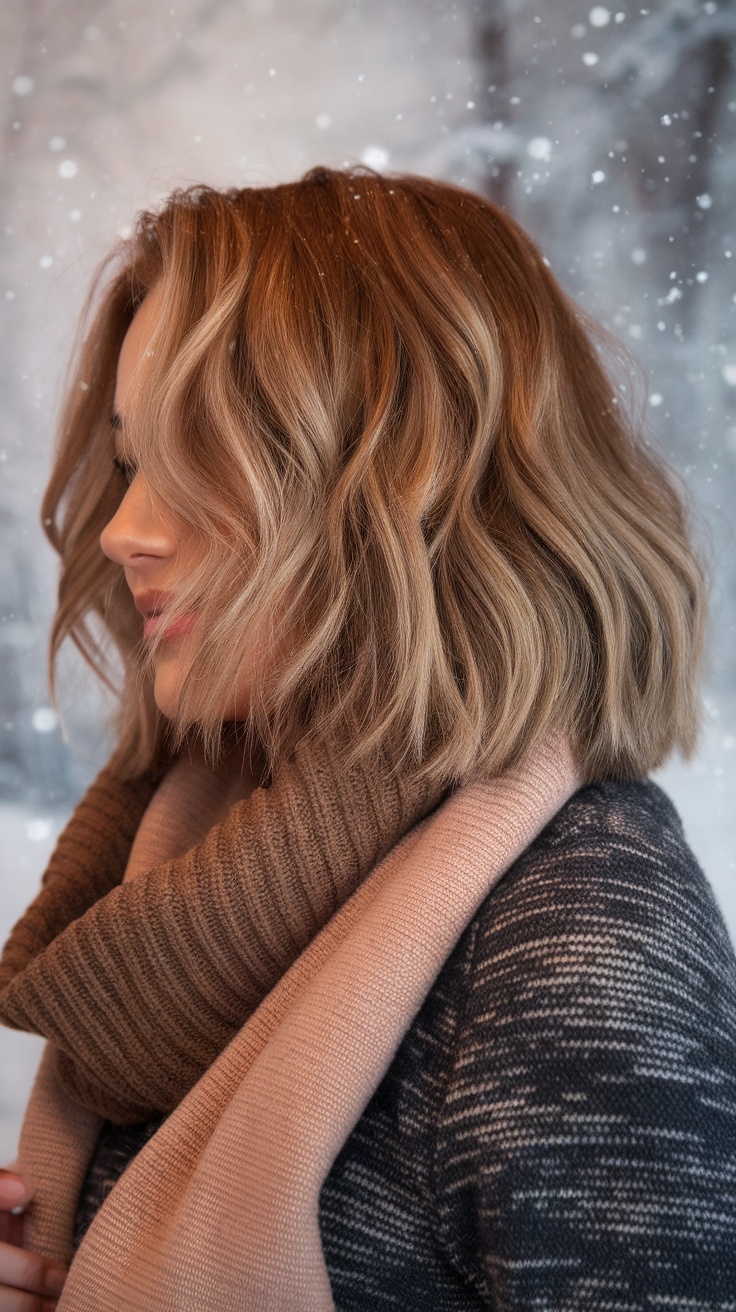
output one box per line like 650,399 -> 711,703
0,165 -> 734,1310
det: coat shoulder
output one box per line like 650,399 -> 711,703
469,775 -> 736,995
429,777 -> 736,1307
456,776 -> 736,1129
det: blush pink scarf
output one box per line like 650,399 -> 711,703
12,731 -> 580,1310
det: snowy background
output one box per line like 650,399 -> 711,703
0,0 -> 734,1162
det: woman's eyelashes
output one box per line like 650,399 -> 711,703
113,454 -> 138,486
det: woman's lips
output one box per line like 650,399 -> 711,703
143,612 -> 198,641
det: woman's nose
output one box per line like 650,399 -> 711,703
99,472 -> 177,567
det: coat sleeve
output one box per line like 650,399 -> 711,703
431,779 -> 736,1311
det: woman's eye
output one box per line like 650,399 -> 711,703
113,455 -> 138,486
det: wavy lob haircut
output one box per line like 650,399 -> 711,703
41,165 -> 710,788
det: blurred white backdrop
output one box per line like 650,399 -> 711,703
1,0 -> 734,1162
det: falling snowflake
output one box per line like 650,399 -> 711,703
26,818 -> 52,842
32,707 -> 58,733
361,145 -> 389,169
527,137 -> 552,162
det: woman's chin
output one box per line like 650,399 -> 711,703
151,671 -> 184,721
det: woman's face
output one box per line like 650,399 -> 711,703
99,285 -> 254,725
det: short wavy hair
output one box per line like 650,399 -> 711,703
41,165 -> 711,789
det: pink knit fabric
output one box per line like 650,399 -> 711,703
15,731 -> 580,1311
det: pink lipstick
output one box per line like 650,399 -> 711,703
143,612 -> 198,641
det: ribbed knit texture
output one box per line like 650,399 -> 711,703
72,777 -> 736,1309
0,732 -> 445,1122
9,733 -> 580,1310
0,762 -> 165,969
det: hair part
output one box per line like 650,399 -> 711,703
40,165 -> 712,790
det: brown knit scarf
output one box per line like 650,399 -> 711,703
0,731 -> 449,1122
6,730 -> 581,1309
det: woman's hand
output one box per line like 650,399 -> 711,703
0,1169 -> 68,1310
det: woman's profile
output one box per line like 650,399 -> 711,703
0,165 -> 734,1310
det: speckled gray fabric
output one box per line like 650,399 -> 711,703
73,779 -> 736,1309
